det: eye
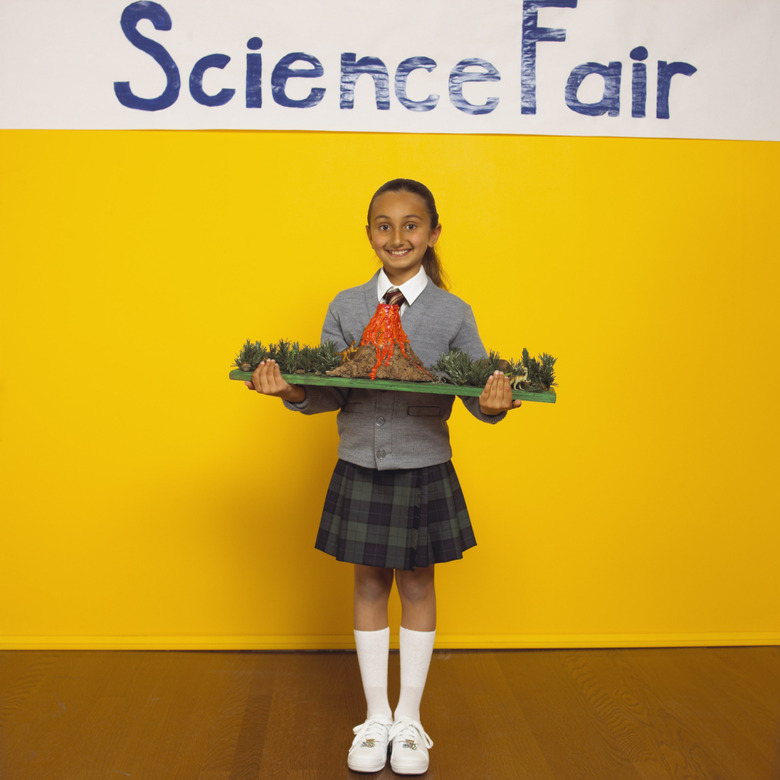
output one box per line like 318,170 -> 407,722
377,224 -> 390,231
405,223 -> 417,231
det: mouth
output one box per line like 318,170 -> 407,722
386,249 -> 411,258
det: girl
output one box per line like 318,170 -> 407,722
247,179 -> 520,775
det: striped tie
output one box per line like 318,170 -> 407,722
384,288 -> 406,307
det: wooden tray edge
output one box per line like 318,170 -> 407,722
229,370 -> 557,404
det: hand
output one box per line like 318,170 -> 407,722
479,371 -> 522,416
245,360 -> 306,403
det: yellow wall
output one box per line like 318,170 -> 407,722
1,130 -> 778,649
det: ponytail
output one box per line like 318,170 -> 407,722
422,247 -> 448,291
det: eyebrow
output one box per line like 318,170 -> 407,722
372,214 -> 424,221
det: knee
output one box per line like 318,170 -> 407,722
396,569 -> 435,604
354,566 -> 393,602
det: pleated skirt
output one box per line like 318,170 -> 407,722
315,459 -> 476,570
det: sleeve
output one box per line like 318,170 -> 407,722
282,300 -> 350,415
452,304 -> 507,425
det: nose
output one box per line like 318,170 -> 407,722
388,227 -> 405,247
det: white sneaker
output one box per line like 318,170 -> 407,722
348,716 -> 392,773
389,718 -> 433,775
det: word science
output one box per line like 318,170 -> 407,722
113,1 -> 697,124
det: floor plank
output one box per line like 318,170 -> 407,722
1,648 -> 778,779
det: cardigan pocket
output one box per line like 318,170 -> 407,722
408,406 -> 442,417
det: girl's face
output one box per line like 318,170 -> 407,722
366,190 -> 441,285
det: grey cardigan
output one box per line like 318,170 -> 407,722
284,273 -> 505,469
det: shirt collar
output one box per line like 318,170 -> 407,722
377,266 -> 429,307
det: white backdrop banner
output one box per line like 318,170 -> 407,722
1,0 -> 778,140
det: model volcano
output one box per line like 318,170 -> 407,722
327,303 -> 433,382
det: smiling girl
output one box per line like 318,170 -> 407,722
247,178 -> 520,774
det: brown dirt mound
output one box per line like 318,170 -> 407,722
327,342 -> 433,382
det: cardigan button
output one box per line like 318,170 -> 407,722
375,416 -> 385,426
376,449 -> 386,460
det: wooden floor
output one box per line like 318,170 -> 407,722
1,647 -> 778,779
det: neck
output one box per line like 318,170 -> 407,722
383,265 -> 422,286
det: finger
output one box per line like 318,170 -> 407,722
491,371 -> 508,404
257,360 -> 278,394
484,371 -> 500,393
263,360 -> 292,395
480,371 -> 504,412
497,373 -> 517,411
499,374 -> 513,408
251,362 -> 265,393
269,361 -> 289,394
251,360 -> 269,393
479,374 -> 496,405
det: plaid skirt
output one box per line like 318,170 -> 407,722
315,459 -> 476,570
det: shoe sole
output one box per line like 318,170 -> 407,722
389,758 -> 429,775
348,747 -> 389,773
348,760 -> 387,773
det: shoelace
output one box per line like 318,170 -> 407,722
388,718 -> 434,750
349,717 -> 392,753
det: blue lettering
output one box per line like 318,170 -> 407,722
448,59 -> 501,115
522,0 -> 577,115
395,57 -> 439,112
189,54 -> 234,107
657,60 -> 697,119
630,46 -> 648,118
271,53 -> 325,108
565,61 -> 622,117
340,54 -> 390,110
246,37 -> 263,108
113,3 -> 693,123
114,1 -> 180,111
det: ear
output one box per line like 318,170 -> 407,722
365,224 -> 373,244
428,223 -> 442,247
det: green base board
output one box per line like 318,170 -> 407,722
229,370 -> 556,403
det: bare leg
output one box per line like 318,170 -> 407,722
354,564 -> 394,630
395,566 -> 436,631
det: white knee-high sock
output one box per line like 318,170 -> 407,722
394,626 -> 436,723
354,627 -> 392,721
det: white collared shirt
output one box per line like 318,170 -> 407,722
376,266 -> 428,316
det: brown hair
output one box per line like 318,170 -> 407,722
367,178 -> 449,290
